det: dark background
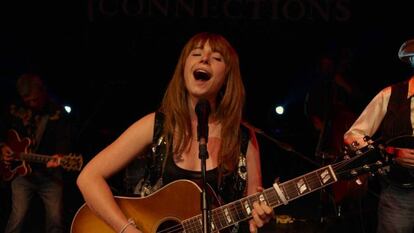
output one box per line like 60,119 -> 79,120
1,0 -> 414,232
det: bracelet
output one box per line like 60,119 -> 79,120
119,218 -> 136,233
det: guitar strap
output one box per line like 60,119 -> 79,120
33,114 -> 49,152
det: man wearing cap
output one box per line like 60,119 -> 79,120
343,39 -> 414,233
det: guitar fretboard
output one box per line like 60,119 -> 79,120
18,153 -> 54,164
13,152 -> 83,172
182,165 -> 337,233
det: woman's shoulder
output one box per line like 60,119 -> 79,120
136,112 -> 157,125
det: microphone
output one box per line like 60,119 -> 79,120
195,99 -> 211,144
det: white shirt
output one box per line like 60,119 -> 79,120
344,76 -> 414,147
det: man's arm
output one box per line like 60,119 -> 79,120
344,86 -> 391,148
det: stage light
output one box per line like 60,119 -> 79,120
64,105 -> 72,114
275,105 -> 284,115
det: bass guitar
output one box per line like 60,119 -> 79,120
70,140 -> 386,233
0,129 -> 83,181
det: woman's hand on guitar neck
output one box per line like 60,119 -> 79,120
46,154 -> 62,168
249,186 -> 275,233
387,147 -> 414,168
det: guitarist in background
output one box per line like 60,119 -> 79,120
0,73 -> 77,233
344,39 -> 414,233
304,47 -> 369,230
76,32 -> 274,233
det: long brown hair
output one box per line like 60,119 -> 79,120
160,32 -> 246,173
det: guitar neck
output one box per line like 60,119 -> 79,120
18,153 -> 55,164
182,165 -> 337,232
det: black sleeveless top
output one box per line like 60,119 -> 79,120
162,153 -> 219,194
133,112 -> 252,233
137,112 -> 250,203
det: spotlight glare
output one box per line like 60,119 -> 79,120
64,105 -> 72,114
275,106 -> 284,115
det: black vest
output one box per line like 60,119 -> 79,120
380,81 -> 412,142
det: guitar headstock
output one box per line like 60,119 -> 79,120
337,160 -> 389,180
338,137 -> 389,179
61,154 -> 83,171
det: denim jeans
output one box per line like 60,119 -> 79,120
5,172 -> 63,233
377,184 -> 414,233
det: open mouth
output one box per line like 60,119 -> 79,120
193,70 -> 211,81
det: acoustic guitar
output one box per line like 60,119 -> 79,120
0,129 -> 83,181
70,141 -> 386,233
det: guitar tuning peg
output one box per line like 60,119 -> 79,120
363,136 -> 371,142
350,169 -> 358,176
351,141 -> 360,149
343,145 -> 350,153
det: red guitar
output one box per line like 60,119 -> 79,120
0,129 -> 83,181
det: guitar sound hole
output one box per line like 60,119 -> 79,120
157,219 -> 183,233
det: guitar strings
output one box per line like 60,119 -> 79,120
155,223 -> 184,233
154,149 -> 377,233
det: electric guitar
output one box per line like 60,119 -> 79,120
381,135 -> 414,189
70,141 -> 386,233
0,129 -> 83,181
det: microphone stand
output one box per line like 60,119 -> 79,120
243,122 -> 331,225
199,137 -> 211,233
196,99 -> 212,233
242,121 -> 320,167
